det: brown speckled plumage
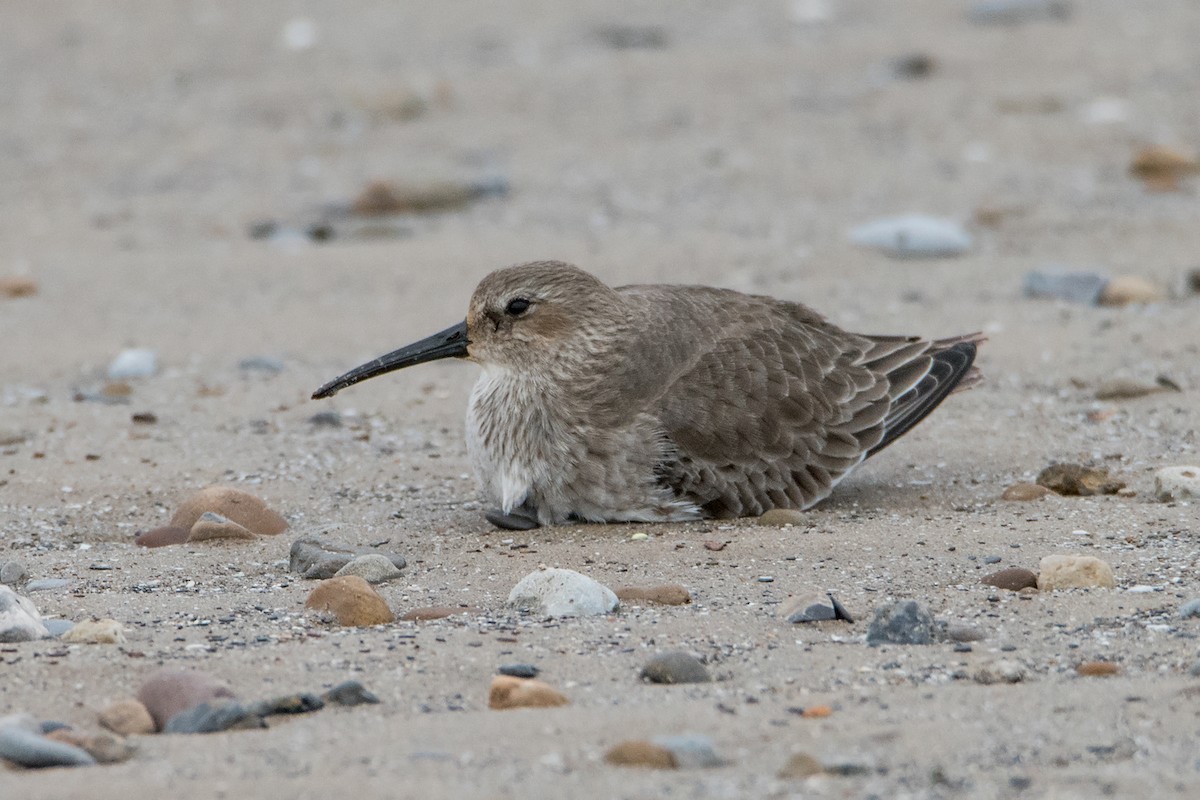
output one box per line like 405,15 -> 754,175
314,261 -> 982,527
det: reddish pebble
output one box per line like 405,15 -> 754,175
604,740 -> 677,769
169,486 -> 287,535
1001,482 -> 1051,501
135,526 -> 190,548
488,675 -> 569,709
305,576 -> 395,626
981,567 -> 1039,592
136,669 -> 237,731
614,584 -> 692,606
1076,661 -> 1121,677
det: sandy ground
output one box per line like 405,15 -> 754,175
3,1 -> 1200,797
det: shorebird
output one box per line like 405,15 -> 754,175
313,261 -> 982,529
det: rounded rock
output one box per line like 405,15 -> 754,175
1,560 -> 28,586
136,669 -> 237,731
107,348 -> 158,379
507,568 -> 618,618
604,740 -> 676,769
1001,482 -> 1052,501
0,585 -> 50,642
0,725 -> 96,768
305,575 -> 395,626
487,675 -> 569,709
1154,466 -> 1200,502
61,618 -> 126,644
333,554 -> 403,584
981,567 -> 1039,592
98,699 -> 156,736
134,526 -> 190,548
1179,598 -> 1200,619
187,511 -> 257,542
44,729 -> 135,763
778,752 -> 825,779
1099,275 -> 1164,306
614,584 -> 692,606
170,486 -> 288,536
640,651 -> 711,684
758,508 -> 807,526
1076,661 -> 1121,677
866,599 -> 934,645
1037,555 -> 1116,590
650,735 -> 725,768
850,214 -> 973,258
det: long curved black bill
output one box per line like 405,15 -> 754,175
311,320 -> 469,399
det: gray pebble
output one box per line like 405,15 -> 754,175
0,560 -> 28,586
247,693 -> 324,717
850,215 -> 973,258
1188,661 -> 1200,678
334,554 -> 403,584
308,411 -> 342,427
43,619 -> 75,637
0,725 -> 96,767
969,0 -> 1072,25
650,734 -> 725,768
782,592 -> 854,623
163,701 -> 265,734
498,664 -> 540,679
1179,598 -> 1200,619
507,568 -> 618,618
982,555 -> 1002,565
0,586 -> 50,642
290,537 -> 406,579
641,651 -> 711,685
1023,269 -> 1108,305
866,600 -> 935,645
238,356 -> 285,374
322,680 -> 380,706
25,578 -> 72,592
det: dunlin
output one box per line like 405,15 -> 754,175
313,261 -> 982,529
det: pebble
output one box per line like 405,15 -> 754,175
107,348 -> 158,379
497,664 -> 540,679
1037,554 -> 1116,590
973,659 -> 1026,685
488,676 -> 569,709
61,618 -> 126,644
246,693 -> 325,718
164,701 -> 266,734
289,536 -> 406,579
43,729 -> 135,763
334,554 -> 404,584
98,699 -> 156,736
0,276 -> 38,298
604,739 -> 677,769
1076,661 -> 1121,677
1154,466 -> 1200,502
780,591 -> 854,623
968,0 -> 1072,25
1001,482 -> 1052,501
1188,268 -> 1200,295
982,567 -> 1039,592
187,511 -> 256,542
1036,463 -> 1125,496
614,584 -> 692,606
651,735 -> 724,768
349,178 -> 509,216
134,526 -> 190,548
849,215 -> 972,258
866,600 -> 934,645
305,575 -> 395,626
942,623 -> 987,642
778,752 -> 825,779
43,619 -> 75,637
1179,598 -> 1200,619
1094,378 -> 1171,401
506,568 -> 618,618
640,651 -> 711,684
399,605 -> 475,621
1022,269 -> 1108,305
170,486 -> 288,536
322,681 -> 380,706
238,356 -> 285,374
0,725 -> 96,768
1099,275 -> 1164,306
25,578 -> 72,592
758,508 -> 807,526
0,585 -> 50,642
1129,144 -> 1198,191
136,669 -> 238,731
1,560 -> 28,585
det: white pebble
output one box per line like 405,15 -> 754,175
507,568 -> 618,618
107,348 -> 158,379
849,215 -> 973,258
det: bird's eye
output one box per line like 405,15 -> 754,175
505,297 -> 532,316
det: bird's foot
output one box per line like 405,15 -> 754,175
485,502 -> 541,530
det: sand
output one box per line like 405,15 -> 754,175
2,1 -> 1199,797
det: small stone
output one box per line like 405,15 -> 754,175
170,486 -> 288,536
134,526 -> 190,548
43,619 -> 75,637
0,585 -> 50,642
308,410 -> 342,427
1129,145 -> 1198,191
594,24 -> 668,50
399,605 -> 476,621
247,693 -> 324,717
1037,554 -> 1116,590
629,531 -> 649,541
1036,463 -> 1125,496
289,536 -> 406,578
187,511 -> 256,542
778,752 -> 825,779
349,178 -> 508,216
1094,379 -> 1170,400
1179,598 -> 1200,619
488,675 -> 569,709
1023,269 -> 1109,305
322,681 -> 380,706
651,735 -> 725,768
1099,275 -> 1165,306
507,568 -> 618,618
24,578 -> 72,592
1001,482 -> 1052,501
614,584 -> 692,606
781,592 -> 854,623
849,215 -> 973,258
238,356 -> 285,374
164,701 -> 265,734
1,560 -> 28,585
98,699 -> 156,736
891,52 -> 935,79
982,567 -> 1039,592
136,669 -> 238,731
305,575 -> 395,626
703,540 -> 727,551
604,740 -> 677,769
61,618 -> 125,644
942,623 -> 987,642
334,554 -> 404,584
968,0 -> 1072,25
1190,661 -> 1200,678
1075,661 -> 1121,677
758,508 -> 807,526
0,276 -> 38,298
640,651 -> 711,684
973,659 -> 1026,684
1187,268 -> 1200,295
497,664 -> 540,679
1154,466 -> 1200,502
0,725 -> 96,767
107,348 -> 158,379
866,600 -> 934,645
43,729 -> 135,763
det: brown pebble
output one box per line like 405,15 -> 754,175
305,575 -> 395,626
1099,275 -> 1164,306
1076,661 -> 1121,677
778,752 -> 825,779
187,512 -> 256,542
614,584 -> 692,606
351,180 -> 489,215
758,508 -> 807,526
703,540 -> 727,552
604,740 -> 677,769
0,276 -> 38,298
134,526 -> 190,548
98,698 -> 156,736
169,486 -> 288,536
62,618 -> 126,644
1001,482 -> 1051,501
400,605 -> 478,621
136,669 -> 237,731
488,675 -> 569,710
1094,378 -> 1168,400
1130,145 -> 1198,191
1037,554 -> 1116,590
44,729 -> 136,763
1187,268 -> 1200,295
1036,463 -> 1125,496
981,567 -> 1039,592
